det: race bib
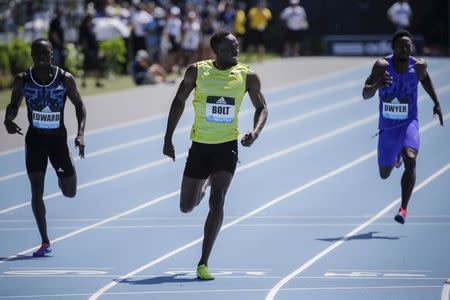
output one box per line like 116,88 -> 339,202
206,96 -> 235,123
32,107 -> 60,129
382,98 -> 408,120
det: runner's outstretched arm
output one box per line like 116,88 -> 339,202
241,70 -> 268,147
66,73 -> 87,158
4,74 -> 25,135
163,64 -> 197,160
415,59 -> 444,126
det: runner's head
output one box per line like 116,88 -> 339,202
210,30 -> 239,67
31,38 -> 53,68
391,30 -> 413,61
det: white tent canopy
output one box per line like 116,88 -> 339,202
93,17 -> 130,41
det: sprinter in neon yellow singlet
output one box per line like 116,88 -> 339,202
163,30 -> 268,280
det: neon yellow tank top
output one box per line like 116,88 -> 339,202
190,60 -> 249,144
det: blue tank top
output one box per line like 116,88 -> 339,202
378,55 -> 418,130
23,67 -> 68,135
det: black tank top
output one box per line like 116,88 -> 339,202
22,67 -> 68,136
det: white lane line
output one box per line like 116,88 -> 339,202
8,267 -> 111,269
1,62 -> 446,159
165,267 -> 272,270
1,111 -> 447,267
321,276 -> 447,280
3,62 -> 450,181
1,72 -> 449,211
0,63 -> 371,157
0,154 -> 185,215
0,91 -> 375,214
89,152 -> 378,299
0,110 -> 175,157
0,190 -> 179,264
88,115 -> 448,299
1,274 -> 448,280
265,163 -> 450,300
442,278 -> 450,300
1,285 -> 441,298
1,112 -> 448,268
0,129 -> 189,182
327,269 -> 433,272
0,107 -> 450,264
0,113 -> 380,261
0,79 -> 363,183
0,114 -> 380,231
2,214 -> 450,223
3,221 -> 450,231
3,64 -> 449,181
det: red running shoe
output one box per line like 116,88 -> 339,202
394,208 -> 407,224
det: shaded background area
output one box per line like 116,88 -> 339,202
1,0 -> 448,55
263,0 -> 449,55
0,0 -> 448,106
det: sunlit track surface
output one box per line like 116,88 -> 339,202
1,58 -> 449,300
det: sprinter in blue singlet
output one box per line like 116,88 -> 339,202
362,30 -> 443,224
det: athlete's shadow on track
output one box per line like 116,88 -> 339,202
317,231 -> 405,242
121,274 -> 202,285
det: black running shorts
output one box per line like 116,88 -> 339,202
25,132 -> 75,178
183,140 -> 238,179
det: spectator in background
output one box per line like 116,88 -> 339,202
131,3 -> 152,55
280,0 -> 308,57
233,2 -> 246,54
199,11 -> 219,60
27,3 -> 50,42
79,14 -> 103,88
387,0 -> 412,31
144,6 -> 166,64
131,49 -> 171,85
166,6 -> 183,72
2,3 -> 17,33
218,1 -> 235,32
180,11 -> 201,67
201,0 -> 218,20
247,0 -> 272,62
49,8 -> 65,68
198,0 -> 219,60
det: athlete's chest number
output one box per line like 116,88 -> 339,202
206,96 -> 235,123
382,98 -> 409,120
32,109 -> 61,129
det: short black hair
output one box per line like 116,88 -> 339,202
391,30 -> 413,48
31,38 -> 52,50
210,30 -> 232,53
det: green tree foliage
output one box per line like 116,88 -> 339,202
99,38 -> 127,75
7,38 -> 32,75
64,43 -> 83,76
0,44 -> 13,89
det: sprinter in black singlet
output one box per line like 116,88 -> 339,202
4,38 -> 86,257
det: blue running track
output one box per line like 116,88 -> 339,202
0,58 -> 449,300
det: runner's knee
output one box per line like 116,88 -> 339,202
180,191 -> 200,213
402,148 -> 417,171
180,201 -> 194,213
62,188 -> 76,198
379,168 -> 392,179
380,173 -> 390,179
59,177 -> 77,198
403,155 -> 416,171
